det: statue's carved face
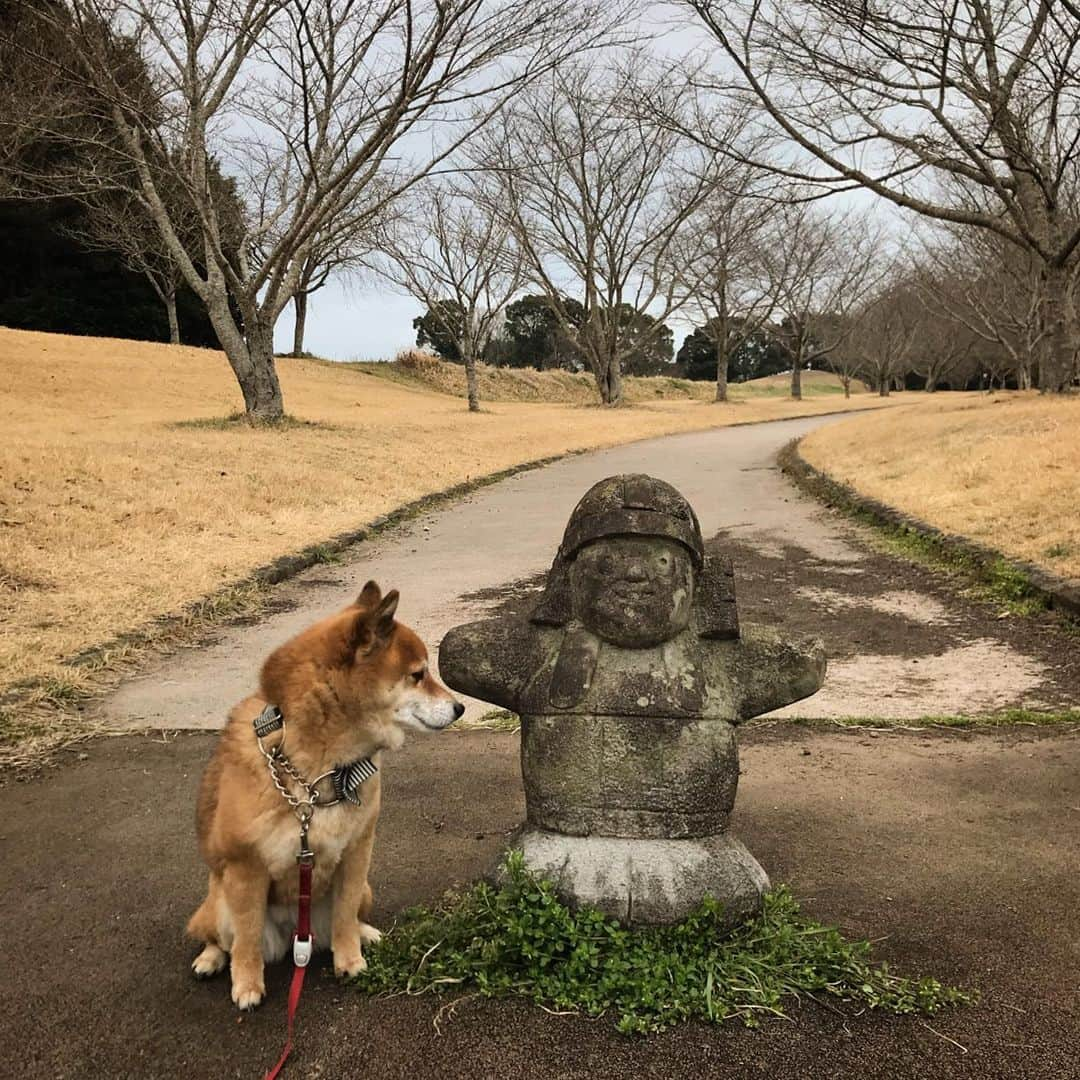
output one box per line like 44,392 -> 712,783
570,537 -> 693,647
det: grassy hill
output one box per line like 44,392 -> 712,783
342,350 -> 866,403
801,392 -> 1080,583
733,371 -> 868,397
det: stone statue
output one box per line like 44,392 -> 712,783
439,474 -> 826,924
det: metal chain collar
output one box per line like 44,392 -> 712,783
256,724 -> 341,826
252,704 -> 377,836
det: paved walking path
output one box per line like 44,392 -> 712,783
5,726 -> 1078,1079
95,414 -> 1071,729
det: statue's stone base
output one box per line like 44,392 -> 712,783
507,827 -> 769,926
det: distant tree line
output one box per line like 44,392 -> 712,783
413,295 -> 676,378
0,199 -> 218,345
413,258 -> 1056,395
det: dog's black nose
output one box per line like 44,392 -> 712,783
452,701 -> 465,720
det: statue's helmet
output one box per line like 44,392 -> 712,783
531,474 -> 738,639
557,474 -> 705,569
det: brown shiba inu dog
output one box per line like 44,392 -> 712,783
186,582 -> 463,1010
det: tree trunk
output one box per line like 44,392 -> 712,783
878,377 -> 890,397
207,301 -> 285,420
791,363 -> 802,400
714,338 -> 728,403
1040,263 -> 1077,392
464,352 -> 480,412
841,375 -> 851,398
925,371 -> 938,393
291,291 -> 309,358
165,287 -> 180,346
596,355 -> 623,405
244,320 -> 285,420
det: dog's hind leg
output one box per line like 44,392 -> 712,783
187,876 -> 219,942
188,874 -> 229,978
192,943 -> 228,979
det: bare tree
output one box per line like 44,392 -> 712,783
0,1 -> 131,200
370,184 -> 526,412
823,342 -> 865,399
683,0 -> 1080,392
763,203 -> 880,399
854,278 -> 926,396
905,287 -> 976,393
9,0 -> 621,419
289,249 -> 339,360
478,62 -> 719,406
288,232 -> 368,359
918,234 -> 1049,390
674,163 -> 781,402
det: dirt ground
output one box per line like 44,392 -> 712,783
723,530 -> 1080,717
2,724 -> 1077,1080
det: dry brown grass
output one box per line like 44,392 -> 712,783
800,392 -> 1080,584
0,327 -> 896,701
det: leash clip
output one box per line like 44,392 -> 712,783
297,815 -> 315,865
293,935 -> 313,967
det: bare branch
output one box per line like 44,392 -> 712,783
474,61 -> 721,404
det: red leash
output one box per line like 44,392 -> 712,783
264,842 -> 315,1080
250,708 -> 377,1080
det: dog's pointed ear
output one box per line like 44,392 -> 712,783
374,589 -> 399,642
356,580 -> 382,610
347,586 -> 399,657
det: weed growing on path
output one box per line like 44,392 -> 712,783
461,709 -> 521,732
478,711 -> 1080,737
767,708 -> 1080,731
859,517 -> 1048,615
355,853 -> 973,1034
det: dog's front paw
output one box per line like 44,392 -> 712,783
231,976 -> 266,1011
192,944 -> 228,979
358,922 -> 382,945
333,946 -> 368,979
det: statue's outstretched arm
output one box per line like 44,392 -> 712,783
438,617 -> 534,713
729,626 -> 827,722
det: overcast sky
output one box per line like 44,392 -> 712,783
268,5 -> 899,363
273,5 -> 710,362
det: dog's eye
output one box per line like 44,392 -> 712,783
411,670 -> 425,684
